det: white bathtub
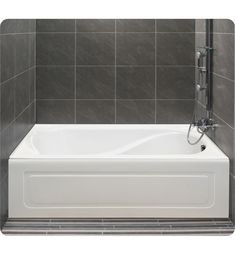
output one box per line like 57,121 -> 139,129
9,124 -> 229,218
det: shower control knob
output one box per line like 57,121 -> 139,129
196,84 -> 206,92
196,84 -> 202,91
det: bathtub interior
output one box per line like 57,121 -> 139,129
9,124 -> 226,158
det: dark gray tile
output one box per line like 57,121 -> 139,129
15,71 -> 31,117
76,33 -> 115,65
76,67 -> 115,99
116,67 -> 155,99
14,105 -> 34,146
212,115 -> 234,174
195,32 -> 206,49
1,33 -> 35,80
156,100 -> 194,124
116,100 -> 155,124
195,101 -> 207,120
116,19 -> 155,32
29,33 -> 36,67
213,33 -> 234,80
36,33 -> 75,65
37,66 -> 75,99
15,34 -> 32,74
157,67 -> 194,99
36,19 -> 75,32
157,33 -> 195,65
213,19 -> 234,33
116,33 -> 155,65
1,19 -> 35,34
1,123 -> 15,178
1,34 -> 15,82
157,19 -> 195,32
213,74 -> 234,128
232,176 -> 235,221
195,19 -> 206,32
0,174 -> 8,223
76,19 -> 115,32
76,100 -> 115,124
1,80 -> 15,131
30,101 -> 36,124
29,68 -> 36,102
36,100 -> 75,124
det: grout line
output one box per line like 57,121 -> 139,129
1,100 -> 35,134
213,32 -> 235,35
213,112 -> 234,130
36,64 -> 196,68
114,19 -> 117,124
36,98 -> 194,101
74,19 -> 77,124
35,31 -> 197,34
1,66 -> 35,86
1,32 -> 36,36
213,72 -> 234,83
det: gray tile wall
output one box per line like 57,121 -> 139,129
0,19 -> 36,228
195,19 -> 235,224
211,20 -> 235,223
36,19 -> 195,124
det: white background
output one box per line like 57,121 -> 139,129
0,0 -> 234,254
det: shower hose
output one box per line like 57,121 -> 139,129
187,108 -> 205,145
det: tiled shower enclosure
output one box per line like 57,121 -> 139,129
0,19 -> 235,234
36,19 -> 195,124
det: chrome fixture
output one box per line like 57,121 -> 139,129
187,117 -> 218,145
187,20 -> 216,145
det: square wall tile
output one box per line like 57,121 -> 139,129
1,34 -> 16,82
1,19 -> 35,34
213,19 -> 234,33
195,32 -> 206,49
1,123 -> 15,178
1,80 -> 15,131
76,100 -> 115,124
116,33 -> 155,65
232,176 -> 235,221
36,100 -> 75,124
116,66 -> 155,99
36,33 -> 75,65
157,19 -> 195,32
213,74 -> 234,128
213,33 -> 234,80
15,34 -> 32,74
76,67 -> 115,99
156,100 -> 194,124
157,66 -> 194,99
14,70 -> 31,117
195,19 -> 206,32
157,33 -> 195,66
76,33 -> 115,65
116,100 -> 155,124
37,66 -> 75,99
116,19 -> 155,32
29,68 -> 36,103
0,174 -> 8,222
14,104 -> 34,146
212,115 -> 234,174
37,19 -> 75,32
195,101 -> 207,120
76,19 -> 115,32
